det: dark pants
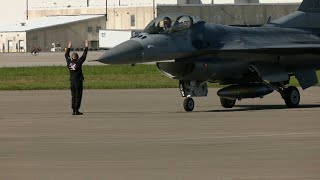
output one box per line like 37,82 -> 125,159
70,80 -> 83,111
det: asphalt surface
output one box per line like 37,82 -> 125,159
0,88 -> 320,180
0,51 -> 105,67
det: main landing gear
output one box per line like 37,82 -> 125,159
282,86 -> 300,108
217,85 -> 300,110
271,81 -> 300,108
218,86 -> 300,109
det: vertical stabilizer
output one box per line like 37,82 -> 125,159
298,0 -> 320,12
268,0 -> 320,28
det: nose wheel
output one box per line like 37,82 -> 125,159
183,97 -> 195,112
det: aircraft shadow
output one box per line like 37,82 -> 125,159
203,104 -> 320,113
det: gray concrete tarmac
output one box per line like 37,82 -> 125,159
0,88 -> 320,180
0,51 -> 104,67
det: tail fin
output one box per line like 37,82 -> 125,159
268,0 -> 320,28
298,0 -> 320,13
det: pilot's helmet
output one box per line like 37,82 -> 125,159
71,52 -> 79,61
163,17 -> 172,28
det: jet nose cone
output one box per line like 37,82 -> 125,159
98,40 -> 144,64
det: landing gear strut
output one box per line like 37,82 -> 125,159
179,80 -> 208,112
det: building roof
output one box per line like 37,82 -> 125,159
0,15 -> 105,32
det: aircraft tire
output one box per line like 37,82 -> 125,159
183,97 -> 194,112
284,86 -> 300,108
220,98 -> 236,108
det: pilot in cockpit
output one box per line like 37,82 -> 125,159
163,17 -> 172,30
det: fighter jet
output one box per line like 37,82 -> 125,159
97,0 -> 320,112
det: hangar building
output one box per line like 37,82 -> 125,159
0,15 -> 105,52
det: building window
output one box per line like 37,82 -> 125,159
130,15 -> 136,27
96,26 -> 101,33
32,36 -> 38,41
88,27 -> 93,33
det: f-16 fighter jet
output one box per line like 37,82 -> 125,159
98,0 -> 320,112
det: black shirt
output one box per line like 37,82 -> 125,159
65,48 -> 88,82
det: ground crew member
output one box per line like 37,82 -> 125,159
65,40 -> 88,115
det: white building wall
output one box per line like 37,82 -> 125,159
0,32 -> 27,52
29,0 -> 178,9
28,0 -> 303,9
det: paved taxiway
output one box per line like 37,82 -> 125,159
0,51 -> 105,67
0,88 -> 320,180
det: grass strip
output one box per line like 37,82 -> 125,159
0,65 -> 318,90
0,65 -> 176,90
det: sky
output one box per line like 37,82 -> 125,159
0,0 -> 303,25
0,0 -> 26,25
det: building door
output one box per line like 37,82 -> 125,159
90,41 -> 98,50
7,40 -> 13,52
19,40 -> 25,52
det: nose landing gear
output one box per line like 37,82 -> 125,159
180,80 -> 208,112
183,97 -> 195,112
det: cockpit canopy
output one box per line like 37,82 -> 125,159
144,13 -> 201,34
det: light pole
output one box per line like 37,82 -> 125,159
106,0 -> 108,28
153,0 -> 155,19
26,0 -> 29,20
105,0 -> 108,20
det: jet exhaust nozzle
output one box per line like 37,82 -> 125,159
217,83 -> 274,100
